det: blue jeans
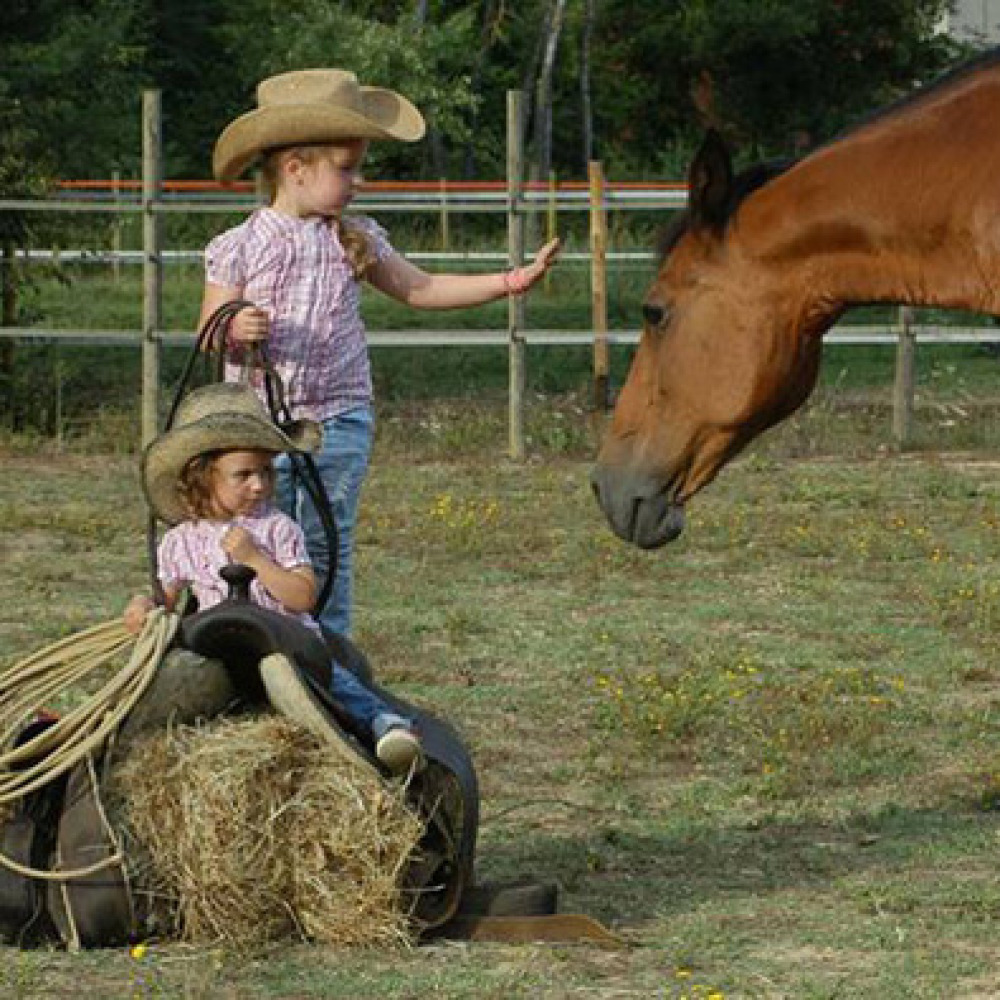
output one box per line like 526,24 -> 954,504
331,663 -> 408,737
274,405 -> 373,638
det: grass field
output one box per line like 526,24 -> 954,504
4,382 -> 1000,997
6,261 -> 1000,446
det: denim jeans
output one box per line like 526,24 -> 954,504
274,404 -> 373,638
331,663 -> 408,736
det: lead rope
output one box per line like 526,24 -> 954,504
0,609 -> 179,880
255,345 -> 341,617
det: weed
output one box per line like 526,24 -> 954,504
7,388 -> 1000,994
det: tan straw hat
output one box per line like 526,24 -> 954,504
143,383 -> 322,525
213,68 -> 426,181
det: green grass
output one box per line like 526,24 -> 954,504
7,263 -> 1000,442
5,395 -> 1000,995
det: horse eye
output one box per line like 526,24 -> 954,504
641,302 -> 670,329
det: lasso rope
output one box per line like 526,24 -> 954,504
0,608 -> 178,880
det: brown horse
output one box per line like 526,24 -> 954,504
591,49 -> 1000,549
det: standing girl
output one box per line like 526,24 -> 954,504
200,69 -> 559,638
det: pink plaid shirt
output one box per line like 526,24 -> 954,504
158,505 -> 321,633
205,209 -> 394,421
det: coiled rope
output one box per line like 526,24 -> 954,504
0,608 -> 178,879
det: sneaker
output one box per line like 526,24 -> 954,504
375,726 -> 425,775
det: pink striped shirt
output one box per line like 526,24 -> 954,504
204,209 -> 394,421
158,505 -> 320,633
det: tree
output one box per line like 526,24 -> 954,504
0,0 -> 149,178
529,0 -> 567,188
0,83 -> 51,426
0,0 -> 974,186
590,0 -> 961,175
144,0 -> 241,177
215,0 -> 479,181
579,0 -> 596,170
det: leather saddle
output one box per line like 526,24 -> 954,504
0,564 -> 608,949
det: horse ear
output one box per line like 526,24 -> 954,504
687,129 -> 733,232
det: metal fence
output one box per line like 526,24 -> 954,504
2,89 -> 997,451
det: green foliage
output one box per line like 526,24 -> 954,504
0,0 -> 978,182
592,0 -> 963,171
0,0 -> 148,177
213,1 -> 479,180
146,0 -> 240,177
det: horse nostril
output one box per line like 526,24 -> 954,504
642,303 -> 665,327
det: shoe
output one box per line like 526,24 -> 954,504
375,726 -> 424,775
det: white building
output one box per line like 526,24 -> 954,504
939,0 -> 1000,44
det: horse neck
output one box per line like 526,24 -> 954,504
740,74 -> 1000,320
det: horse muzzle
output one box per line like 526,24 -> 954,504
589,464 -> 685,549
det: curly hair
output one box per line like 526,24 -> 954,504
177,452 -> 220,520
259,145 -> 376,280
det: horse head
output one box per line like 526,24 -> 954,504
593,51 -> 1000,550
591,131 -> 835,548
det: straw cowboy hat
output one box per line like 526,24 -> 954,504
143,383 -> 322,525
213,68 -> 426,182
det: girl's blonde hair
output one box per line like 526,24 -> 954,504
178,450 -> 276,520
259,145 -> 376,280
177,452 -> 221,520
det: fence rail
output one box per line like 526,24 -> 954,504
0,324 -> 995,347
5,249 -> 654,266
0,183 -> 686,216
0,88 -> 991,450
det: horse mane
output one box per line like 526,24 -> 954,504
841,44 -> 1000,138
656,45 -> 1000,263
657,159 -> 793,261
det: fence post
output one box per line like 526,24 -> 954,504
439,177 -> 450,251
0,240 -> 15,427
892,305 -> 915,447
142,89 -> 163,448
589,160 -> 609,413
507,90 -> 526,461
545,169 -> 557,293
111,169 -> 122,283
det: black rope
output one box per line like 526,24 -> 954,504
256,344 -> 340,616
164,299 -> 253,432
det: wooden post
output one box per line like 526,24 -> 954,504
892,305 -> 915,448
54,346 -> 64,448
0,240 -> 15,427
545,170 -> 557,293
142,89 -> 163,448
507,90 -> 526,461
111,169 -> 122,283
439,177 -> 450,250
589,160 -> 609,412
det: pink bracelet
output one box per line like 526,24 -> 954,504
503,267 -> 531,296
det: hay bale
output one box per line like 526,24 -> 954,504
106,714 -> 423,949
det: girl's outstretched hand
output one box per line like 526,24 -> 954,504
534,237 -> 561,270
529,237 -> 561,283
510,237 -> 561,294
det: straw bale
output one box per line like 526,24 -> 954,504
105,714 -> 423,949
